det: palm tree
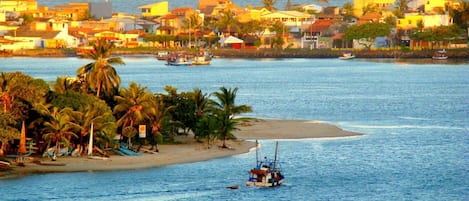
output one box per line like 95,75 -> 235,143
210,87 -> 252,148
0,111 -> 19,156
216,10 -> 240,36
36,105 -> 77,157
196,114 -> 219,149
451,0 -> 469,29
114,82 -> 154,147
262,0 -> 277,11
147,95 -> 174,152
77,38 -> 125,98
193,88 -> 209,119
183,13 -> 203,48
192,88 -> 210,140
395,0 -> 411,18
67,103 -> 116,153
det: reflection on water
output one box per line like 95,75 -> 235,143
358,58 -> 469,65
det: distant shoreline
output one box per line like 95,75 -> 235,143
2,48 -> 469,59
0,119 -> 361,179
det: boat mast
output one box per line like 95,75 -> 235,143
255,139 -> 259,167
273,141 -> 278,170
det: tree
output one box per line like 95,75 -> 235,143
216,10 -> 240,36
182,13 -> 203,48
64,97 -> 116,151
269,20 -> 288,49
192,88 -> 210,140
0,72 -> 49,155
341,2 -> 355,22
196,114 -> 219,149
285,0 -> 293,10
113,82 -> 154,147
450,0 -> 469,30
262,0 -> 277,11
395,0 -> 411,18
76,38 -> 125,98
210,87 -> 252,148
147,95 -> 174,151
344,22 -> 392,49
36,105 -> 77,157
0,111 -> 19,156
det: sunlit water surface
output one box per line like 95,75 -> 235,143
0,57 -> 468,201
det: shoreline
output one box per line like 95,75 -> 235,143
2,48 -> 469,59
0,119 -> 361,179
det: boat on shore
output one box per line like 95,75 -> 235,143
0,161 -> 11,170
246,141 -> 284,187
432,49 -> 448,60
339,51 -> 355,60
166,52 -> 192,66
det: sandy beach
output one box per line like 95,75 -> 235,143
1,119 -> 361,178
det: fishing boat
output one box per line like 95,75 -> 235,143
166,52 -> 192,66
339,51 -> 355,60
192,49 -> 212,65
155,51 -> 169,60
432,49 -> 448,60
246,141 -> 284,187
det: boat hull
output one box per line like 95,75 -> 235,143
246,179 -> 284,187
192,61 -> 210,65
0,161 -> 11,170
167,62 -> 192,66
432,56 -> 448,60
339,56 -> 355,60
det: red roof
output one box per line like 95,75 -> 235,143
306,19 -> 334,33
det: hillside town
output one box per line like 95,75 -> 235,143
0,0 -> 468,54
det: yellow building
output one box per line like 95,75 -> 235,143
353,0 -> 395,17
236,7 -> 270,23
396,13 -> 453,30
0,0 -> 37,13
139,1 -> 169,18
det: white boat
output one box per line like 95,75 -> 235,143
246,141 -> 284,187
166,52 -> 192,66
0,161 -> 11,170
432,49 -> 448,60
155,51 -> 169,60
192,49 -> 212,65
339,51 -> 355,60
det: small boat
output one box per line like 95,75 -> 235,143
166,52 -> 192,66
432,49 -> 448,60
246,141 -> 284,187
0,161 -> 11,170
155,51 -> 169,60
192,49 -> 212,65
339,51 -> 355,60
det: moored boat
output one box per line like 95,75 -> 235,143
166,52 -> 192,66
339,51 -> 355,60
432,49 -> 448,60
246,141 -> 284,187
155,51 -> 169,60
0,161 -> 11,170
192,48 -> 212,65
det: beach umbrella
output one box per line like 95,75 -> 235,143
18,121 -> 27,154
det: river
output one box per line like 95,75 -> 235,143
0,57 -> 468,200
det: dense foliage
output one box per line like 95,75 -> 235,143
0,42 -> 252,157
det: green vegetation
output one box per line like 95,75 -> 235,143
0,41 -> 253,157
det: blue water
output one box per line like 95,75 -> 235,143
0,57 -> 468,200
